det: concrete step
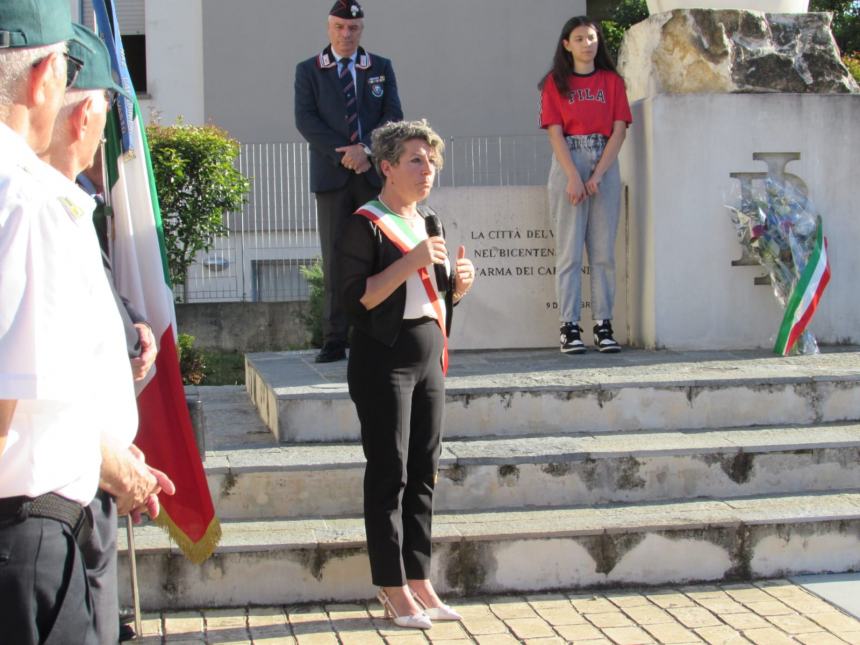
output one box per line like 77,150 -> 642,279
246,348 -> 860,443
206,423 -> 860,520
119,491 -> 860,609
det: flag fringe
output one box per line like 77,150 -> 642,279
152,510 -> 222,565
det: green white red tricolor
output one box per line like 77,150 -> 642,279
773,216 -> 830,356
94,0 -> 221,563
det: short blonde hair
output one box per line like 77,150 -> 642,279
371,119 -> 445,179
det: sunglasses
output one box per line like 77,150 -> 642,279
64,52 -> 85,88
32,50 -> 84,88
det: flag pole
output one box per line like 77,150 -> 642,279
88,2 -> 145,630
126,515 -> 143,636
97,141 -> 144,635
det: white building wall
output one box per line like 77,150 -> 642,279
71,0 -> 205,124
197,0 -> 587,142
141,0 -> 204,124
75,1 -> 588,135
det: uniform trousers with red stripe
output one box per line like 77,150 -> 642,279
347,317 -> 445,586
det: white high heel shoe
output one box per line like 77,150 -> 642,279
412,590 -> 462,621
377,589 -> 432,630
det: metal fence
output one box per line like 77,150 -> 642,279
182,135 -> 552,303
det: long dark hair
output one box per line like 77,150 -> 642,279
538,16 -> 618,94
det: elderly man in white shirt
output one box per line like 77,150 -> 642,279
39,23 -> 176,645
0,2 -> 138,642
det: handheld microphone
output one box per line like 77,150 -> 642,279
424,213 -> 449,295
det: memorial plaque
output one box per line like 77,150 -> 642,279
426,186 -> 628,350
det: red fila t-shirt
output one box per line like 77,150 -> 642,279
539,69 -> 632,137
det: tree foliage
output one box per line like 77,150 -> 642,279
844,52 -> 860,81
146,122 -> 249,288
601,0 -> 649,61
811,0 -> 860,55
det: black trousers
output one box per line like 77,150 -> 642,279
80,490 -> 118,645
0,514 -> 97,644
315,173 -> 379,345
347,318 -> 445,586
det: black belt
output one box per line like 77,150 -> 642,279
0,493 -> 91,545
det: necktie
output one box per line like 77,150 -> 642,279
338,58 -> 359,143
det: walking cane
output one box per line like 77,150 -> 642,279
126,515 -> 143,637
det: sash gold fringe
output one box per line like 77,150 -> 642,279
152,510 -> 222,565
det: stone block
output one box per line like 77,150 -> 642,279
620,93 -> 860,349
619,10 -> 858,102
426,186 -> 629,350
642,621 -> 700,643
505,617 -> 556,639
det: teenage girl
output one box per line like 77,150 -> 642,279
539,16 -> 632,354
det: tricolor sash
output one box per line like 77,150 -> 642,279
356,200 -> 449,374
774,216 -> 831,356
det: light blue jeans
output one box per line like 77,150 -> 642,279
548,134 -> 621,324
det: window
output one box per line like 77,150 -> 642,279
80,0 -> 147,93
121,34 -> 147,94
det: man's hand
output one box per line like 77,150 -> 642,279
336,144 -> 370,172
100,443 -> 159,515
130,323 -> 157,381
127,445 -> 176,524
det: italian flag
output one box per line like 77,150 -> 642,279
773,216 -> 831,357
93,0 -> 221,563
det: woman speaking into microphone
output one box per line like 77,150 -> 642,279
336,119 -> 475,629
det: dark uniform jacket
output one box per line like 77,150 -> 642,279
294,45 -> 403,193
336,207 -> 454,348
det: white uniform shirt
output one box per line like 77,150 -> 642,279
0,123 -> 138,505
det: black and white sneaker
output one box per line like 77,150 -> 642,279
593,320 -> 621,353
560,323 -> 586,354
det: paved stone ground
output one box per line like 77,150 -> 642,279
130,580 -> 860,644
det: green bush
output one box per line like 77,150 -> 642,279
146,121 -> 250,289
201,350 -> 245,385
300,260 -> 324,348
178,333 -> 207,385
601,0 -> 649,61
844,53 -> 860,83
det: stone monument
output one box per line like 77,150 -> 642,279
425,187 -> 629,350
617,6 -> 859,350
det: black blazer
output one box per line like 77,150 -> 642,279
294,46 -> 403,193
336,207 -> 454,348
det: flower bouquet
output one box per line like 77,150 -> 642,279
726,177 -> 830,355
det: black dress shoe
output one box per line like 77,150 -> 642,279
315,342 -> 346,363
119,623 -> 136,641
